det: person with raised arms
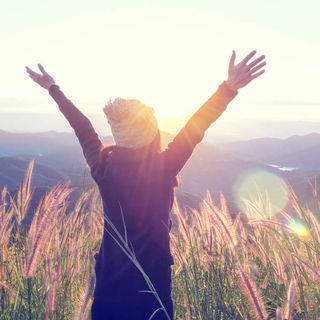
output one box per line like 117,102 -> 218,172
26,50 -> 266,320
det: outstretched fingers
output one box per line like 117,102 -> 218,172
26,67 -> 41,82
242,53 -> 266,83
238,50 -> 257,66
38,64 -> 48,75
226,50 -> 266,90
25,64 -> 56,89
249,61 -> 266,74
25,66 -> 44,85
250,69 -> 265,80
246,55 -> 266,70
25,66 -> 40,77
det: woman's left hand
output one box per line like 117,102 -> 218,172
226,50 -> 266,91
26,64 -> 56,90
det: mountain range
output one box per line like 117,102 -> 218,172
1,130 -> 320,213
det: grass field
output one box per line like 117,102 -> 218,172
1,161 -> 320,319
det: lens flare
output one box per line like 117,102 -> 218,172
233,169 -> 290,220
288,219 -> 309,238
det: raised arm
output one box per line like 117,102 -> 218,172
162,50 -> 266,179
26,64 -> 103,180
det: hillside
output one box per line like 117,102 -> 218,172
2,130 -> 320,213
267,144 -> 320,171
0,130 -> 114,170
221,132 -> 320,169
178,143 -> 279,200
0,157 -> 66,190
0,130 -> 276,191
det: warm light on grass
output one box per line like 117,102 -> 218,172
288,219 -> 309,238
233,169 -> 290,219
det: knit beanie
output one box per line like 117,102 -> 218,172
103,98 -> 158,149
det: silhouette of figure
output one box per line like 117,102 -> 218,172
26,50 -> 265,320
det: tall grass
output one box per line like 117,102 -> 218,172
1,163 -> 320,319
0,161 -> 101,319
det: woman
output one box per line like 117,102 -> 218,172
26,50 -> 266,320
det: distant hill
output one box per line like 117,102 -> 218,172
0,130 -> 78,155
267,143 -> 320,171
221,133 -> 320,170
4,111 -> 320,141
178,143 -> 279,202
218,133 -> 320,208
0,157 -> 66,191
0,130 -> 113,168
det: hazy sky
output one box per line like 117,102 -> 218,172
1,0 -> 320,134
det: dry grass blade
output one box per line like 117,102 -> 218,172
0,210 -> 14,244
238,266 -> 268,320
24,185 -> 72,278
10,160 -> 35,225
284,278 -> 297,320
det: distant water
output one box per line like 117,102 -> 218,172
268,164 -> 298,171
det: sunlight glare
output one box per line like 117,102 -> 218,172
288,219 -> 309,238
233,169 -> 290,219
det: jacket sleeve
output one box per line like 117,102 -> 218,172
161,81 -> 237,179
49,85 -> 103,180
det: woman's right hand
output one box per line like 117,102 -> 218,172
26,64 -> 56,90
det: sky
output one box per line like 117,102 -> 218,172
0,0 -> 320,137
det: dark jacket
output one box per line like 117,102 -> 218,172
49,82 -> 237,317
